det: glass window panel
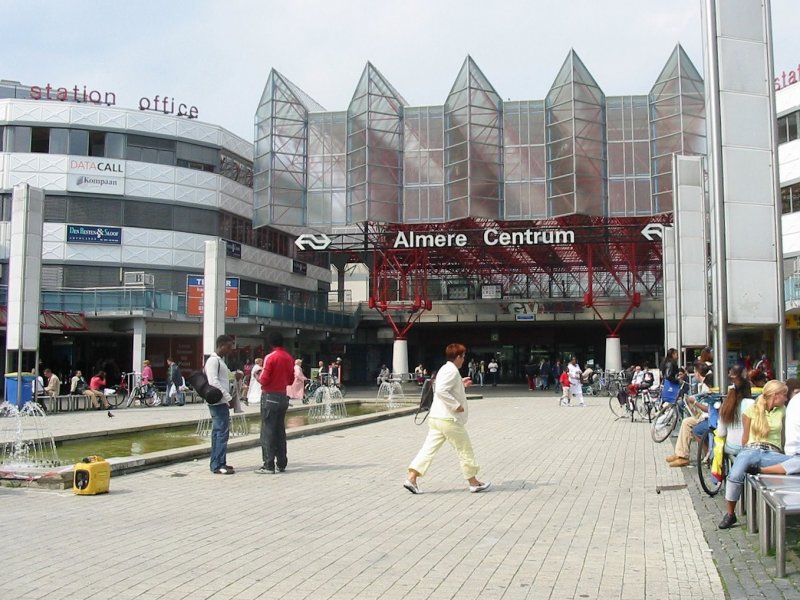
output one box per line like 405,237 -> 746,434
530,146 -> 546,179
549,156 -> 574,178
634,179 -> 652,213
49,128 -> 69,154
69,129 -> 89,156
8,126 -> 32,152
633,141 -> 650,175
608,143 -> 624,176
105,133 -> 125,159
789,115 -> 798,142
549,193 -> 575,217
609,180 -> 626,215
549,175 -> 574,197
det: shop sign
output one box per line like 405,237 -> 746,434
66,225 -> 122,245
224,239 -> 242,259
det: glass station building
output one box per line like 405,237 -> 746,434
254,47 -> 707,377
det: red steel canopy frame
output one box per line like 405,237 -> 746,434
308,215 -> 671,338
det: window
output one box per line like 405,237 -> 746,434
7,126 -> 31,152
30,127 -> 50,153
127,134 -> 176,166
89,131 -> 106,157
105,133 -> 125,159
69,129 -> 89,155
0,126 -> 3,151
778,111 -> 800,145
50,128 -> 69,154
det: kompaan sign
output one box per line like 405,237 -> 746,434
393,227 -> 575,249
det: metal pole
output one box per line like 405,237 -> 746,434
704,0 -> 728,375
764,0 -> 787,378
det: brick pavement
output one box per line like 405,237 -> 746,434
3,389 -> 728,599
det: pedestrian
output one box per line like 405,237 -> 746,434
230,370 -> 246,413
488,358 -> 499,386
141,359 -> 154,385
255,332 -> 294,474
246,357 -> 263,407
524,359 -> 536,391
377,364 -> 391,386
287,358 -> 307,403
165,357 -> 184,406
478,360 -> 486,386
567,356 -> 585,407
205,334 -> 235,475
403,343 -> 491,494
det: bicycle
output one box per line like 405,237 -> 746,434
634,386 -> 660,422
696,394 -> 728,496
650,380 -> 690,442
124,372 -> 160,407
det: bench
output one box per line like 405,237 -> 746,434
745,473 -> 800,576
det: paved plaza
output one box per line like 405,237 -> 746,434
3,387 -> 799,599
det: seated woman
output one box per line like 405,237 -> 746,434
627,364 -> 654,397
666,364 -> 711,467
716,365 -> 755,458
759,378 -> 800,475
718,379 -> 788,529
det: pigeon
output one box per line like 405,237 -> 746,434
107,411 -> 114,418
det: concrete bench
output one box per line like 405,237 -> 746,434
746,473 -> 800,576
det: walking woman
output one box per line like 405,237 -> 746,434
718,379 -> 788,529
404,343 -> 491,494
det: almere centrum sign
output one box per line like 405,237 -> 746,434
392,227 -> 575,249
294,227 -> 577,251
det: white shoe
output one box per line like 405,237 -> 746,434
469,481 -> 492,493
403,479 -> 421,494
580,402 -> 586,407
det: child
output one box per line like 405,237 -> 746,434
559,370 -> 571,405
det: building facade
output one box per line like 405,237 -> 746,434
254,47 -> 708,379
0,80 -> 348,385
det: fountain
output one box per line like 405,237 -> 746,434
377,379 -> 405,409
307,386 -> 347,423
0,400 -> 69,489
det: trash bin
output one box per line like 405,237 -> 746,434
5,373 -> 35,407
73,456 -> 111,495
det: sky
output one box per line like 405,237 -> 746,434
6,0 -> 800,141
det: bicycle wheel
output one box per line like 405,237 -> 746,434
607,380 -> 621,398
635,394 -> 652,420
144,391 -> 158,407
697,435 -> 724,496
608,394 -> 627,418
107,392 -> 125,408
651,404 -> 678,443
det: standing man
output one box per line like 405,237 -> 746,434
256,332 -> 294,474
205,335 -> 235,475
487,357 -> 499,386
567,355 -> 585,407
404,343 -> 491,494
165,357 -> 184,407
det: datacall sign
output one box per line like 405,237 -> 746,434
29,82 -> 199,118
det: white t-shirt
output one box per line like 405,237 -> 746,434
784,394 -> 800,455
488,361 -> 498,373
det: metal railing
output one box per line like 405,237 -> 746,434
0,286 -> 355,329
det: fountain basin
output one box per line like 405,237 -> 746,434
0,402 -> 417,490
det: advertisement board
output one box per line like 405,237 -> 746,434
66,224 -> 122,245
66,157 -> 125,196
186,275 -> 240,318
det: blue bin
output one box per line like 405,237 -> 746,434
5,373 -> 36,407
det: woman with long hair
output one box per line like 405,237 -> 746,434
718,379 -> 788,529
716,365 -> 753,456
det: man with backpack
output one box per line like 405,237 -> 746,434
404,343 -> 491,495
205,335 -> 235,475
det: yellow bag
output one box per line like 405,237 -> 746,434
710,433 -> 726,483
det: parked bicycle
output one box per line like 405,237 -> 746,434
124,371 -> 160,407
696,394 -> 729,496
651,380 -> 690,442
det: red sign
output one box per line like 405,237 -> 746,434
186,276 -> 239,318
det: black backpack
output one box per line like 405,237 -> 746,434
414,379 -> 435,425
186,358 -> 223,404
